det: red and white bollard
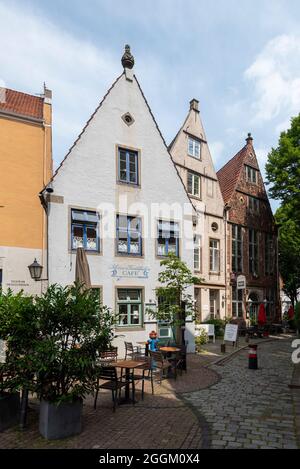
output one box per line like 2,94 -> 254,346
248,344 -> 258,369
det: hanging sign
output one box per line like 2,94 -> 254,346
237,274 -> 246,290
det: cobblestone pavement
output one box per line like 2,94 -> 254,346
184,338 -> 299,449
0,357 -> 218,449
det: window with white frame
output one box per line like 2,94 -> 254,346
265,233 -> 274,275
157,220 -> 179,257
71,209 -> 99,251
187,172 -> 201,198
116,215 -> 142,256
209,239 -> 220,272
118,147 -> 139,185
245,165 -> 258,184
117,289 -> 143,327
232,224 -> 242,272
232,287 -> 243,317
194,234 -> 201,271
249,229 -> 258,275
248,196 -> 259,213
188,137 -> 201,159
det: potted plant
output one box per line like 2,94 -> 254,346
33,283 -> 115,440
0,290 -> 37,431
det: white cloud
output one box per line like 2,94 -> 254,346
245,34 -> 300,122
0,2 -> 119,164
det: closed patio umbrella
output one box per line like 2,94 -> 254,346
75,247 -> 91,289
258,303 -> 267,326
288,305 -> 294,319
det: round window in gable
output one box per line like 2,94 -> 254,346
122,112 -> 135,127
240,196 -> 245,205
211,222 -> 218,232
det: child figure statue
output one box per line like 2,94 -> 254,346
147,330 -> 159,352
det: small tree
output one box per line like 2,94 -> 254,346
33,283 -> 116,404
0,290 -> 38,395
150,253 -> 202,346
276,206 -> 300,307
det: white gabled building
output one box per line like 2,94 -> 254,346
41,46 -> 196,354
169,99 -> 226,321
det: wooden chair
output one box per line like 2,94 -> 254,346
124,341 -> 144,360
93,366 -> 128,412
98,347 -> 118,363
149,350 -> 171,384
133,357 -> 154,398
168,344 -> 187,377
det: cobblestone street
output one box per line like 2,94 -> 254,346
185,338 -> 299,449
0,337 -> 299,449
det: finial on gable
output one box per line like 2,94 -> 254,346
246,132 -> 253,145
190,99 -> 199,112
121,44 -> 134,69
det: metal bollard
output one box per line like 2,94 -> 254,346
248,344 -> 258,369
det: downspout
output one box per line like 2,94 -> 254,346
224,205 -> 230,320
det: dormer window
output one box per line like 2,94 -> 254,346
245,165 -> 258,184
188,137 -> 201,159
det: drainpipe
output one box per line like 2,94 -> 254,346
223,204 -> 231,319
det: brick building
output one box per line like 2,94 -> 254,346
217,134 -> 279,323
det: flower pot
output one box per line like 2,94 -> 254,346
39,398 -> 83,440
0,392 -> 20,432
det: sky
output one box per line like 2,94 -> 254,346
1,0 -> 300,212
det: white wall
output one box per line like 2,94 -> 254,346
47,71 -> 195,354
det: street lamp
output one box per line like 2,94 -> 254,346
28,259 -> 46,281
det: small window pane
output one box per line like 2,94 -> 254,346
118,304 -> 128,325
130,305 -> 140,324
86,226 -> 97,250
72,225 -> 84,249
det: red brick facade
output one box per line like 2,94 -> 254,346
218,135 -> 279,323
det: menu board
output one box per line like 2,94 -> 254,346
224,324 -> 238,343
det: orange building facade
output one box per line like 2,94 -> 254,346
0,86 -> 52,294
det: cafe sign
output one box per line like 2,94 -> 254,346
111,265 -> 150,281
237,274 -> 246,290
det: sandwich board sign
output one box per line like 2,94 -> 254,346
237,275 -> 246,290
224,324 -> 238,345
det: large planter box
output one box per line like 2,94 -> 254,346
0,392 -> 20,432
39,398 -> 83,440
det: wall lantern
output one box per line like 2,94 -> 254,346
28,259 -> 44,281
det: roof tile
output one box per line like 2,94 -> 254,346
0,88 -> 43,120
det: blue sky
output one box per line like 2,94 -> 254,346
1,0 -> 300,211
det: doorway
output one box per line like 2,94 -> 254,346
209,289 -> 220,319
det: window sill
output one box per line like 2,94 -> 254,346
116,181 -> 141,189
115,326 -> 145,332
188,154 -> 202,161
188,194 -> 202,201
115,253 -> 144,258
70,249 -> 102,256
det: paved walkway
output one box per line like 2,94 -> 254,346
184,338 -> 299,449
0,338 -> 298,449
0,356 -> 218,449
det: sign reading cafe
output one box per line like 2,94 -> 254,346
111,265 -> 150,280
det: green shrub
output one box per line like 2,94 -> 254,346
195,329 -> 208,351
33,283 -> 116,404
204,319 -> 226,337
0,290 -> 38,395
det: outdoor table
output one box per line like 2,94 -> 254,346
112,360 -> 145,404
159,346 -> 181,353
159,347 -> 181,378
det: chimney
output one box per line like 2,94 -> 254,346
246,132 -> 253,145
190,99 -> 199,112
43,83 -> 52,104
